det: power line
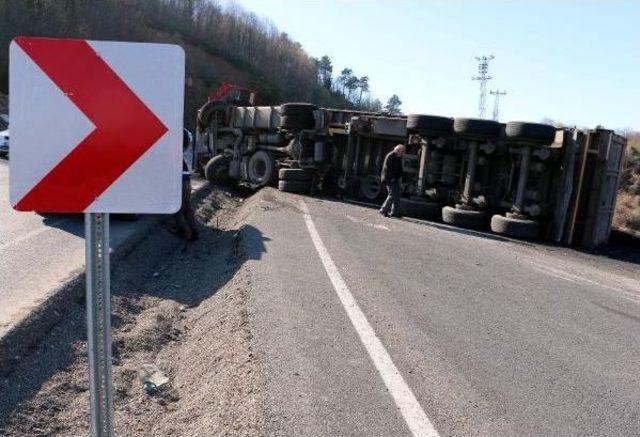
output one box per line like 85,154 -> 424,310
490,89 -> 507,121
472,55 -> 494,119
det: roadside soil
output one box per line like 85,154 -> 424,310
0,186 -> 267,436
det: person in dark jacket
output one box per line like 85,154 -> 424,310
174,129 -> 199,241
379,144 -> 406,217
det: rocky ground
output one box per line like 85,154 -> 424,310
0,187 -> 267,436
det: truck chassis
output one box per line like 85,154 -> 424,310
195,98 -> 627,247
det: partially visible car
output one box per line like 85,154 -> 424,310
0,129 -> 8,158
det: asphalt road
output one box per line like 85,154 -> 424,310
0,159 -> 198,337
244,189 -> 640,437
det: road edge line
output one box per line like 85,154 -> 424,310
299,199 -> 440,437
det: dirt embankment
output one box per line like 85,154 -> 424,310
0,187 -> 268,436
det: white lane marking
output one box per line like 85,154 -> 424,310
346,214 -> 359,223
346,214 -> 390,232
532,263 -> 640,304
531,265 -> 582,285
300,200 -> 440,437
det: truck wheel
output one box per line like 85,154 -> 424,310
279,114 -> 315,130
453,118 -> 501,138
205,155 -> 231,185
281,103 -> 318,116
442,206 -> 487,229
278,180 -> 311,194
359,175 -> 385,203
279,168 -> 313,181
197,100 -> 226,131
490,214 -> 539,239
406,114 -> 453,137
248,151 -> 275,186
505,122 -> 556,145
399,198 -> 441,220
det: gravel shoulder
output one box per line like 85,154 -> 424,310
0,187 -> 267,436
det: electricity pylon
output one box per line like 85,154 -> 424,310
490,89 -> 507,121
472,55 -> 494,119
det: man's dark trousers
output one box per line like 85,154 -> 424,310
380,179 -> 400,216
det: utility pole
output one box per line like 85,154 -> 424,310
490,89 -> 507,121
472,55 -> 494,119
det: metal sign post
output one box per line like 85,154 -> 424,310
85,213 -> 115,437
10,37 -> 184,436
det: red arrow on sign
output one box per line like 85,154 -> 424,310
14,37 -> 168,212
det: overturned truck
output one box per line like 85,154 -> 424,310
195,97 -> 627,248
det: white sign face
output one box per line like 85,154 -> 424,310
9,37 -> 185,213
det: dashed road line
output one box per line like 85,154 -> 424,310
532,263 -> 640,304
346,214 -> 390,231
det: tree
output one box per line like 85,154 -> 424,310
0,0 -> 387,118
385,94 -> 402,115
369,98 -> 383,112
356,75 -> 369,105
337,67 -> 353,96
345,75 -> 359,101
317,55 -> 333,89
540,117 -> 564,128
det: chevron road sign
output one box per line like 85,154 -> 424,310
9,37 -> 185,213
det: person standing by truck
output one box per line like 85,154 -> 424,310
379,144 -> 406,217
174,129 -> 199,241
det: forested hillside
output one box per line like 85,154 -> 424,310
0,0 -> 395,127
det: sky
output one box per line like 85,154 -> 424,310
226,0 -> 639,130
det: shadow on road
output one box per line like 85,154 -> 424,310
0,208 -> 267,431
328,195 -> 528,246
590,229 -> 640,266
399,215 -> 527,245
39,213 -> 85,237
38,213 -> 150,240
132,223 -> 269,307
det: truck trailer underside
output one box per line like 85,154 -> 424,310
195,99 -> 627,248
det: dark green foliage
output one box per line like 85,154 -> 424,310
0,0 -> 395,128
385,94 -> 402,115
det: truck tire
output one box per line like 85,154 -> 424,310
406,114 -> 453,137
278,180 -> 311,194
359,175 -> 385,203
453,118 -> 501,138
197,100 -> 226,131
505,122 -> 556,145
442,206 -> 487,229
279,114 -> 315,130
490,214 -> 540,239
399,198 -> 441,220
205,155 -> 231,185
248,151 -> 275,186
281,103 -> 318,116
279,168 -> 313,181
